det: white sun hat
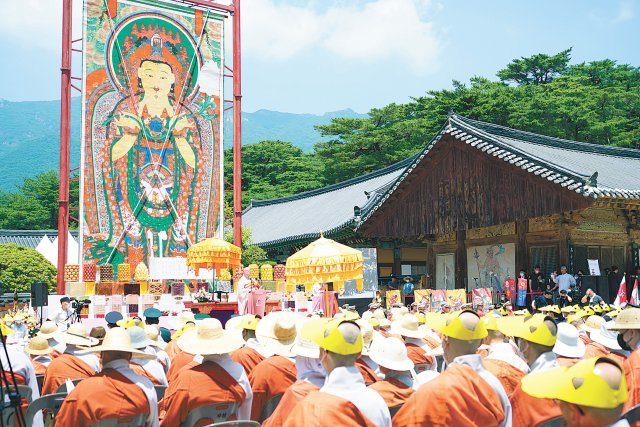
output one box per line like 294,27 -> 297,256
552,322 -> 586,359
368,336 -> 414,372
580,315 -> 606,334
391,314 -> 428,339
128,326 -> 155,350
79,327 -> 154,359
37,321 -> 59,339
178,318 -> 245,355
256,311 -> 299,357
591,321 -> 622,351
55,323 -> 99,347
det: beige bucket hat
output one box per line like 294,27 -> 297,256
55,323 -> 99,347
256,312 -> 299,357
144,325 -> 167,350
79,327 -> 154,359
25,336 -> 53,356
37,321 -> 59,339
580,315 -> 606,334
368,336 -> 414,372
356,319 -> 375,356
178,318 -> 245,356
391,314 -> 428,339
608,307 -> 640,330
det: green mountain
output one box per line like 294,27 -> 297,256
0,98 -> 365,191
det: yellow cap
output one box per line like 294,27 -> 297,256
310,319 -> 363,355
500,313 -> 557,346
593,305 -> 603,314
566,314 -> 584,325
440,310 -> 488,340
424,312 -> 448,332
239,315 -> 259,331
0,322 -> 14,336
116,318 -> 137,329
171,322 -> 196,340
582,306 -> 595,316
368,318 -> 380,328
499,308 -> 507,316
513,309 -> 529,316
334,311 -> 360,321
522,357 -> 627,409
415,313 -> 426,324
482,315 -> 499,331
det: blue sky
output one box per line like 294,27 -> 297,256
0,0 -> 638,114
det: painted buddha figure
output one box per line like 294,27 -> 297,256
100,28 -> 205,265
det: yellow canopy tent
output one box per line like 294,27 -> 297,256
186,237 -> 242,273
285,233 -> 364,294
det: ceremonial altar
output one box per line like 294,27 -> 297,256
185,299 -> 280,324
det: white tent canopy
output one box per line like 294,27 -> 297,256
36,232 -> 79,268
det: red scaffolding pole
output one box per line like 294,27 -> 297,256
57,0 -> 72,294
232,0 -> 243,248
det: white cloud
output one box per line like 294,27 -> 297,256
0,0 -> 83,50
242,0 -> 323,59
243,0 -> 441,73
615,0 -> 635,22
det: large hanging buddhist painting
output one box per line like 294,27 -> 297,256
81,0 -> 224,269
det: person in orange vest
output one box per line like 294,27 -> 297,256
608,306 -> 640,413
553,322 -> 586,367
41,322 -> 101,395
263,318 -> 327,427
284,319 -> 391,427
390,313 -> 435,372
394,310 -> 510,427
502,313 -> 562,426
160,318 -> 252,425
249,312 -> 299,421
588,321 -> 628,366
0,322 -> 43,426
522,356 -> 628,427
481,315 -> 529,396
229,315 -> 272,376
355,319 -> 381,384
144,325 -> 171,374
56,327 -> 158,426
165,322 -> 196,383
128,326 -> 168,386
367,336 -> 417,413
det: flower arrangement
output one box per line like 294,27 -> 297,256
194,289 -> 213,303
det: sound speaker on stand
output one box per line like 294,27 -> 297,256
31,282 -> 48,307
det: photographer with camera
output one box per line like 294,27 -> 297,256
47,297 -> 75,332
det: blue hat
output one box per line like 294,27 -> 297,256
143,308 -> 161,319
159,327 -> 171,343
194,313 -> 210,320
105,311 -> 123,325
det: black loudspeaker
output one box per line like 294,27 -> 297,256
31,282 -> 48,307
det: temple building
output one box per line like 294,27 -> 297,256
243,114 -> 640,298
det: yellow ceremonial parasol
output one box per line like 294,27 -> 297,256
186,237 -> 242,273
285,233 -> 364,293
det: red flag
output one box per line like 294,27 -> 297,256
614,275 -> 627,308
631,279 -> 639,305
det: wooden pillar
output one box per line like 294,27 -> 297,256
393,243 -> 402,275
516,219 -> 529,272
455,230 -> 467,289
425,240 -> 435,290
